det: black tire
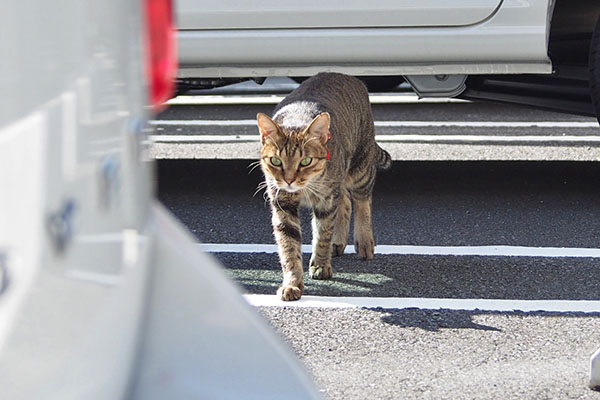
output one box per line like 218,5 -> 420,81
589,16 -> 600,123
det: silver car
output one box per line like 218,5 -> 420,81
176,0 -> 600,120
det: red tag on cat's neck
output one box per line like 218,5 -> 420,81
325,130 -> 331,161
327,130 -> 332,160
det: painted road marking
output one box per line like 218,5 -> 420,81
150,119 -> 599,128
198,243 -> 600,258
150,134 -> 257,142
165,94 -> 469,105
150,134 -> 600,144
243,294 -> 600,313
203,243 -> 600,313
149,119 -> 599,145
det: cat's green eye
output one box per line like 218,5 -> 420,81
270,157 -> 282,166
300,157 -> 312,167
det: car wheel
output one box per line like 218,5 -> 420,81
589,16 -> 600,123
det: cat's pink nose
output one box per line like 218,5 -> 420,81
284,178 -> 295,185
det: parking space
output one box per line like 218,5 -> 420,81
154,87 -> 600,399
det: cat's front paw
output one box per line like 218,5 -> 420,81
277,285 -> 303,301
355,238 -> 374,260
309,264 -> 333,280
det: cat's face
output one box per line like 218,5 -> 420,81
257,112 -> 330,193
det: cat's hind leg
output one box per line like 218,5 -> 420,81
352,195 -> 374,260
349,165 -> 376,260
331,188 -> 351,257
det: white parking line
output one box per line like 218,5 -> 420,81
243,294 -> 600,313
150,134 -> 257,142
198,243 -> 600,258
151,120 -> 256,126
165,94 -> 469,105
204,243 -> 600,312
375,135 -> 600,143
150,119 -> 599,128
150,134 -> 600,144
378,121 -> 598,128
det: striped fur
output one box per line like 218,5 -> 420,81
257,73 -> 391,301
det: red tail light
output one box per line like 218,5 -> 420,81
144,0 -> 177,113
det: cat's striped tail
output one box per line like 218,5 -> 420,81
376,145 -> 392,170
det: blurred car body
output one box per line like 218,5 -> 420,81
0,0 -> 321,398
176,0 -> 600,119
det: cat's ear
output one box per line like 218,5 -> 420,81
305,113 -> 331,144
257,113 -> 279,144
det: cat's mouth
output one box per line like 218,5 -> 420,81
277,182 -> 304,193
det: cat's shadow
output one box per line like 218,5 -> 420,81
371,308 -> 502,332
372,308 -> 600,334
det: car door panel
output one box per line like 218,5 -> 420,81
177,0 -> 503,30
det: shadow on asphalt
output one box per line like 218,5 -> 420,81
213,252 -> 600,301
158,159 -> 600,248
375,308 -> 502,331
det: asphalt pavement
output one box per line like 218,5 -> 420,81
151,77 -> 600,161
153,82 -> 600,399
158,159 -> 600,400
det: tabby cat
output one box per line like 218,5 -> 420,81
257,72 -> 391,301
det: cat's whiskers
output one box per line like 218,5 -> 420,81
299,183 -> 321,208
274,188 -> 289,213
301,190 -> 312,207
303,190 -> 320,207
307,178 -> 333,189
253,180 -> 269,197
303,181 -> 328,205
247,160 -> 262,174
